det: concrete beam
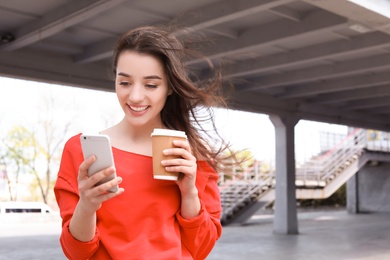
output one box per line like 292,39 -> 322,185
188,9 -> 348,64
303,0 -> 390,34
0,49 -> 113,91
228,90 -> 390,131
310,84 -> 390,104
267,5 -> 303,22
175,0 -> 295,35
364,106 -> 390,115
278,70 -> 390,98
75,0 -> 295,63
225,32 -> 390,82
345,95 -> 390,110
0,0 -> 125,51
245,53 -> 390,89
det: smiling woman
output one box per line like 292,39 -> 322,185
53,25 -> 236,260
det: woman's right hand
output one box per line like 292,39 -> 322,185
69,155 -> 124,242
77,155 -> 124,214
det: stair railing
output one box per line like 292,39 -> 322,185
295,128 -> 366,185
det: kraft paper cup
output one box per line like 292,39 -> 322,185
151,128 -> 187,180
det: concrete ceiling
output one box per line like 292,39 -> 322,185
1,0 -> 390,130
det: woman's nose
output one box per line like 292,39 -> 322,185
129,84 -> 144,103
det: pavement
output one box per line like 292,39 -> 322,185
208,209 -> 390,260
0,214 -> 65,260
1,209 -> 389,260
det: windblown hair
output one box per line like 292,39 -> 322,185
112,25 -> 236,172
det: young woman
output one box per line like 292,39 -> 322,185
54,26 -> 231,259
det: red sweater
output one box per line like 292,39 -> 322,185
54,134 -> 222,260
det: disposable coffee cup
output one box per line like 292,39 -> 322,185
151,128 -> 187,180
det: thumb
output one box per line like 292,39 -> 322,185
79,155 -> 96,179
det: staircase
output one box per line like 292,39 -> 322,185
295,128 -> 364,198
219,128 -> 390,225
219,161 -> 274,225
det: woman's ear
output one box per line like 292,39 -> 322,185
168,88 -> 173,96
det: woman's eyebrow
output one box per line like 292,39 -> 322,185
117,72 -> 130,77
144,75 -> 162,80
117,72 -> 162,80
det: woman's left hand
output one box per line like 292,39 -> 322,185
161,139 -> 197,194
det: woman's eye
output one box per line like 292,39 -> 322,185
119,82 -> 130,86
146,84 -> 157,88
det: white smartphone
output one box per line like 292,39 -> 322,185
80,134 -> 118,193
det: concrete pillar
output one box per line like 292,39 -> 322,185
269,115 -> 299,234
346,172 -> 359,213
354,162 -> 390,212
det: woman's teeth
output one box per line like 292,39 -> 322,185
130,106 -> 148,112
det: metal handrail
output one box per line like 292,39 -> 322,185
295,128 -> 390,184
296,129 -> 364,183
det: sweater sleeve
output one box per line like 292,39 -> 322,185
175,161 -> 223,260
54,134 -> 101,260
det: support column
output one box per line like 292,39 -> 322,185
347,172 -> 359,213
269,114 -> 299,234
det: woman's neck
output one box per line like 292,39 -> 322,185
100,118 -> 164,155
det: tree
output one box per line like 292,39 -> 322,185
2,118 -> 70,203
0,154 -> 18,201
1,92 -> 72,204
32,93 -> 71,204
38,112 -> 70,203
2,126 -> 38,201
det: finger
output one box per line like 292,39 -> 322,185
163,148 -> 195,160
92,176 -> 123,195
173,139 -> 191,151
162,159 -> 196,176
87,166 -> 116,189
79,155 -> 96,179
96,187 -> 125,202
162,158 -> 194,167
165,165 -> 194,174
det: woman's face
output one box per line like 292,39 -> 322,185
115,50 -> 170,128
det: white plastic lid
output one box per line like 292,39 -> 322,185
151,128 -> 187,138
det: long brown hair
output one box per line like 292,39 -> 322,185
112,26 -> 236,172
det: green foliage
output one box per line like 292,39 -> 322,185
3,126 -> 42,166
298,184 -> 346,208
1,122 -> 67,204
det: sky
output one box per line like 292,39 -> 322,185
0,76 -> 348,164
